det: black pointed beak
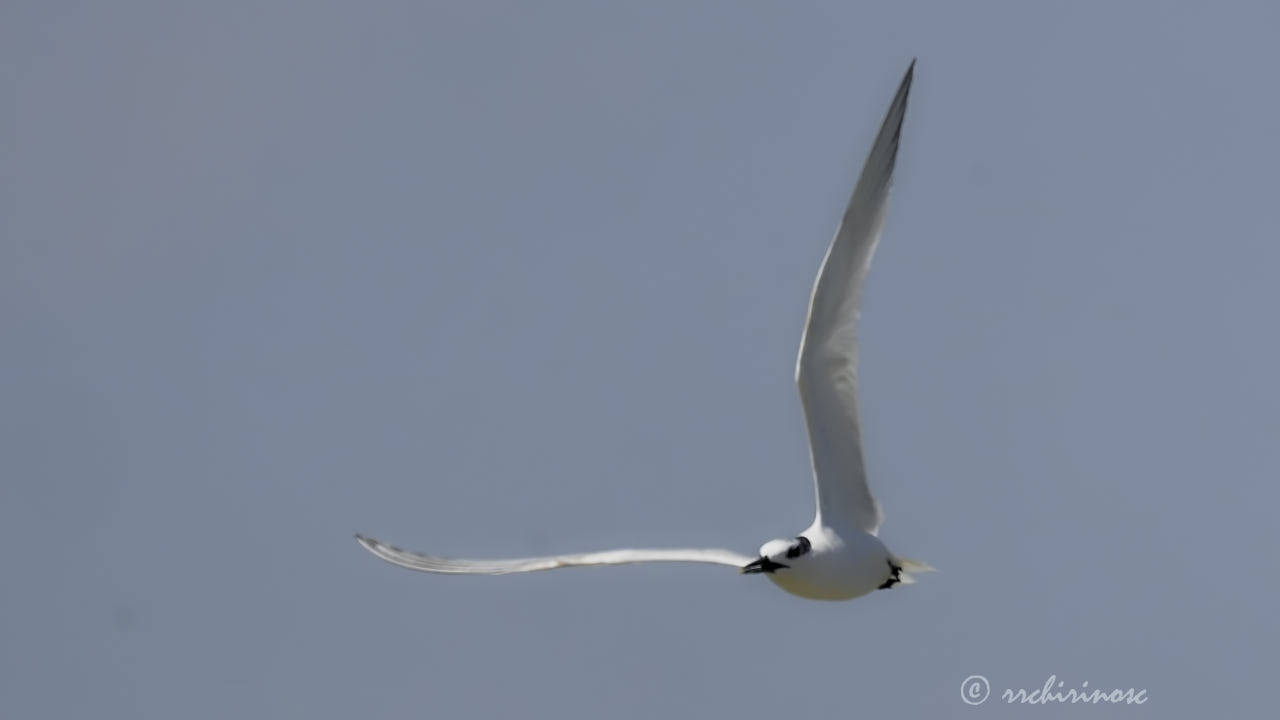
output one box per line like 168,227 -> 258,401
741,556 -> 789,574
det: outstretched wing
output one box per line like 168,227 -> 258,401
355,534 -> 753,575
796,61 -> 914,535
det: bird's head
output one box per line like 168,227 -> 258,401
740,537 -> 805,574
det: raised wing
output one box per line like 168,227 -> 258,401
795,61 -> 914,535
355,534 -> 753,575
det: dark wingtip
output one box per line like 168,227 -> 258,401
883,60 -> 915,147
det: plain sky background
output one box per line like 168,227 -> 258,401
3,1 -> 1278,718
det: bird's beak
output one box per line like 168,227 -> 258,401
741,557 -> 789,574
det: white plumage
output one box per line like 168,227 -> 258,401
357,61 -> 932,601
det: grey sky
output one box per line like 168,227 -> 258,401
3,2 -> 1277,718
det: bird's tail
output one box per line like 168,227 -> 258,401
891,555 -> 936,585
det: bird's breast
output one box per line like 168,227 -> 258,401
767,534 -> 891,601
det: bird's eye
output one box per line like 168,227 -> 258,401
785,536 -> 811,559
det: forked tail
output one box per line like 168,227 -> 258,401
891,555 -> 936,585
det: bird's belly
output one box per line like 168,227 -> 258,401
768,546 -> 890,601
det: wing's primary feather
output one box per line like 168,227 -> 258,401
796,61 -> 914,535
355,534 -> 753,575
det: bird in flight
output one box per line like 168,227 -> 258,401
356,60 -> 932,601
